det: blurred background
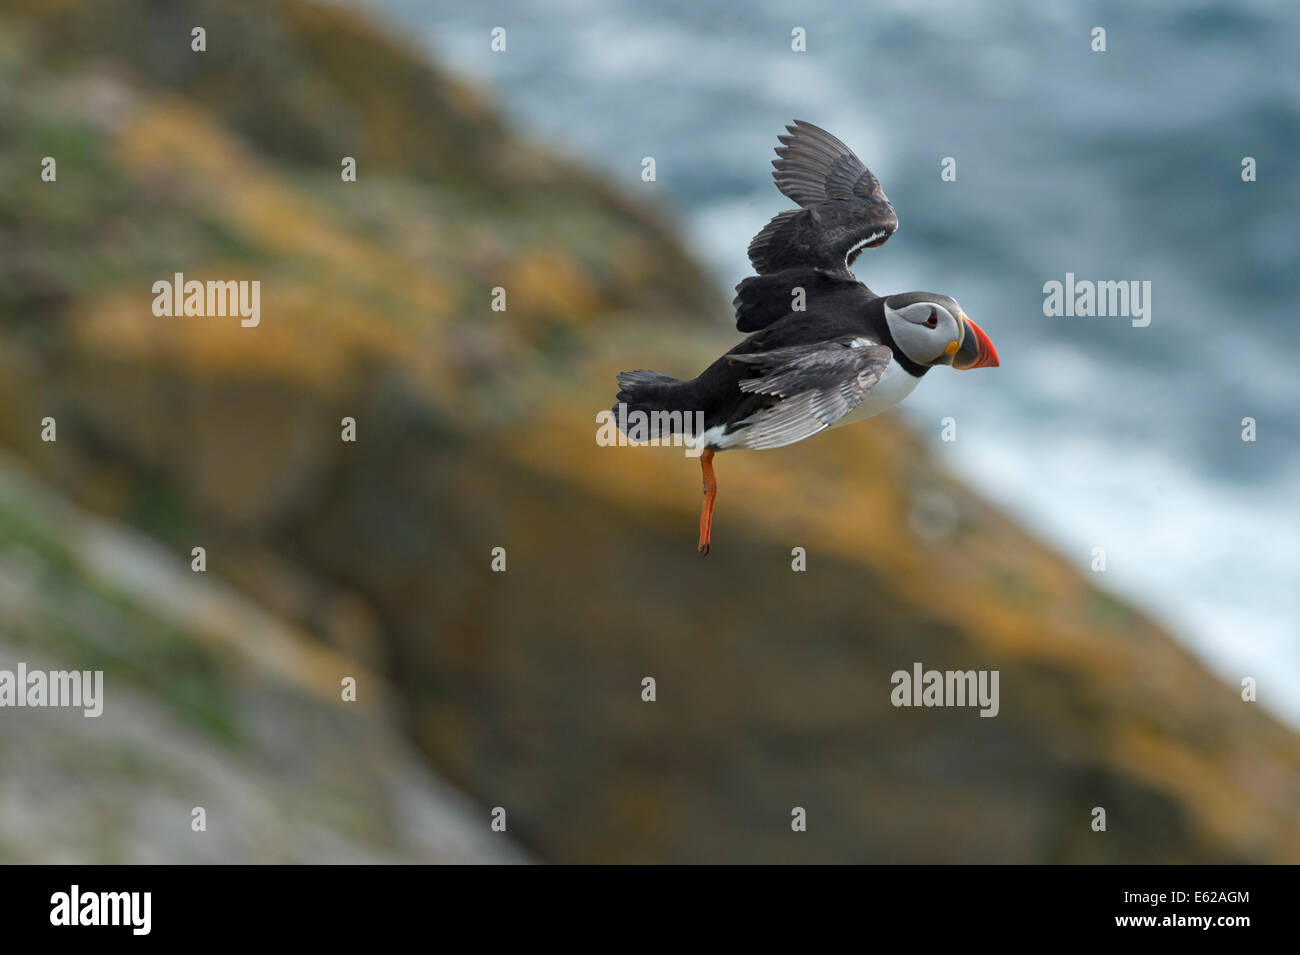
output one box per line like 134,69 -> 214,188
0,0 -> 1297,863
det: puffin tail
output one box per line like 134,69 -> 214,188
613,370 -> 694,438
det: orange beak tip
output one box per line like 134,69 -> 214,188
958,315 -> 999,369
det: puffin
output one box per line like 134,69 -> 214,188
614,120 -> 999,554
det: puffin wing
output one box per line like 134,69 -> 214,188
728,336 -> 892,450
747,120 -> 898,276
773,119 -> 887,206
732,267 -> 868,332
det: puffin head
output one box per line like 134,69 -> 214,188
883,292 -> 999,370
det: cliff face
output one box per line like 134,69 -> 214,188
1,0 -> 1298,863
0,454 -> 527,862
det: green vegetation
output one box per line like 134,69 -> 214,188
0,0 -> 1296,863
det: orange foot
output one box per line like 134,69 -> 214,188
697,448 -> 717,556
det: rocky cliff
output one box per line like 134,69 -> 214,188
1,0 -> 1297,863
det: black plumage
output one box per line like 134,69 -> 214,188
612,120 -> 998,553
614,120 -> 915,453
616,287 -> 917,450
732,266 -> 864,332
747,120 -> 898,276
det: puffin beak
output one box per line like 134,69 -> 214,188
953,313 -> 999,369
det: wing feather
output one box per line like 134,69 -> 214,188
747,120 -> 898,276
727,337 -> 893,450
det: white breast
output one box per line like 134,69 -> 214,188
830,358 -> 921,429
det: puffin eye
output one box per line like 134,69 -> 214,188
924,309 -> 939,328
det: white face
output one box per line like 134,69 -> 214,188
883,299 -> 964,366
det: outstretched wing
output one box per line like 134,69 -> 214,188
727,336 -> 892,450
773,119 -> 887,207
747,120 -> 898,277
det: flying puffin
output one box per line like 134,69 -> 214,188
613,120 -> 999,553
